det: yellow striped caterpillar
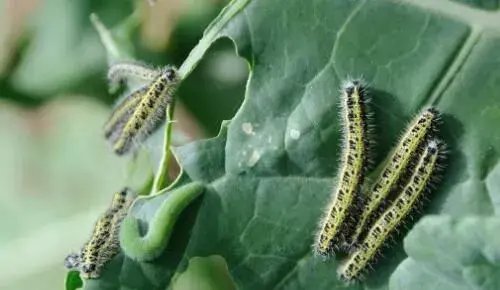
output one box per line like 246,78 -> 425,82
104,63 -> 180,155
314,79 -> 371,256
349,108 -> 439,245
338,139 -> 444,282
104,86 -> 148,143
64,188 -> 133,279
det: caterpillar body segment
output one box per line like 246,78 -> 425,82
314,79 -> 371,256
108,65 -> 180,155
350,108 -> 439,245
109,187 -> 132,213
104,86 -> 148,140
64,188 -> 133,279
80,208 -> 128,279
107,62 -> 159,94
338,139 -> 444,282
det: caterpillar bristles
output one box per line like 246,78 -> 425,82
349,107 -> 440,246
341,77 -> 377,171
64,188 -> 134,279
107,61 -> 160,94
337,139 -> 445,283
106,65 -> 180,155
313,78 -> 372,256
64,252 -> 81,270
104,86 -> 148,140
110,187 -> 133,212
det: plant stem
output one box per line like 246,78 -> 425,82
152,101 -> 176,193
178,0 -> 251,79
149,0 -> 251,193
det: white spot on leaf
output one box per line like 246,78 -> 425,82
247,150 -> 261,167
242,122 -> 255,135
290,129 -> 301,140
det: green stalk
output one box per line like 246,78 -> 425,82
152,101 -> 176,194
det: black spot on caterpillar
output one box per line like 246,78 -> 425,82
104,64 -> 180,155
314,79 -> 372,256
103,86 -> 148,141
64,188 -> 133,279
350,108 -> 439,245
338,139 -> 445,283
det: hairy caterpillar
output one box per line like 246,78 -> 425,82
64,188 -> 133,279
120,182 -> 205,261
81,209 -> 128,279
103,86 -> 148,140
105,64 -> 180,155
314,79 -> 371,256
107,62 -> 159,94
350,108 -> 439,245
338,139 -> 444,282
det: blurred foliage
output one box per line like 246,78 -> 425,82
0,0 -> 246,289
0,0 -> 246,135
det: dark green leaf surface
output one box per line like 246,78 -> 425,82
450,0 -> 499,10
11,0 -> 134,98
88,0 -> 500,289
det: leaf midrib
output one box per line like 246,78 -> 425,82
402,0 -> 500,28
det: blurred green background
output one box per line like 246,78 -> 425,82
0,0 -> 247,289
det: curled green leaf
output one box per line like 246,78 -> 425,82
120,182 -> 205,261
